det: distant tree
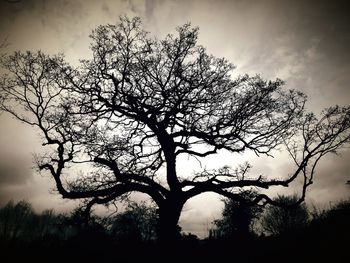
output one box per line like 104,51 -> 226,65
110,202 -> 158,242
33,209 -> 57,239
0,200 -> 35,241
261,195 -> 309,236
1,16 -> 350,241
211,190 -> 262,239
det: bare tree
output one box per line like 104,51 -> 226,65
261,195 -> 310,236
1,16 -> 349,241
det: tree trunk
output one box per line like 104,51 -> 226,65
157,199 -> 184,242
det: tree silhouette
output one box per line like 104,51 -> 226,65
1,16 -> 350,241
308,199 -> 350,243
212,190 -> 262,240
110,202 -> 158,242
0,200 -> 34,241
261,195 -> 310,236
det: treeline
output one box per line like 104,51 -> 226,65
208,195 -> 350,262
0,201 -> 159,244
0,200 -> 163,262
211,195 -> 311,238
210,195 -> 350,239
1,197 -> 349,262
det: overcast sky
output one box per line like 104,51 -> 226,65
0,0 -> 350,237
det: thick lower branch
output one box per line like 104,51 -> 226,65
39,163 -> 165,206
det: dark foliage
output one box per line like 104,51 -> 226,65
211,190 -> 262,240
1,199 -> 350,262
260,195 -> 310,236
110,201 -> 158,242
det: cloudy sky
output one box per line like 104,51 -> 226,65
0,0 -> 349,237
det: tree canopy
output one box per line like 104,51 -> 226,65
1,16 -> 350,240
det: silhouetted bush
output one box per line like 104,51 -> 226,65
307,199 -> 350,241
260,195 -> 310,236
210,191 -> 262,240
110,201 -> 158,242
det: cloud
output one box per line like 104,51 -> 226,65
101,2 -> 110,14
0,155 -> 32,186
0,114 -> 38,206
0,152 -> 37,208
144,0 -> 158,21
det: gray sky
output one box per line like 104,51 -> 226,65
0,0 -> 350,237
